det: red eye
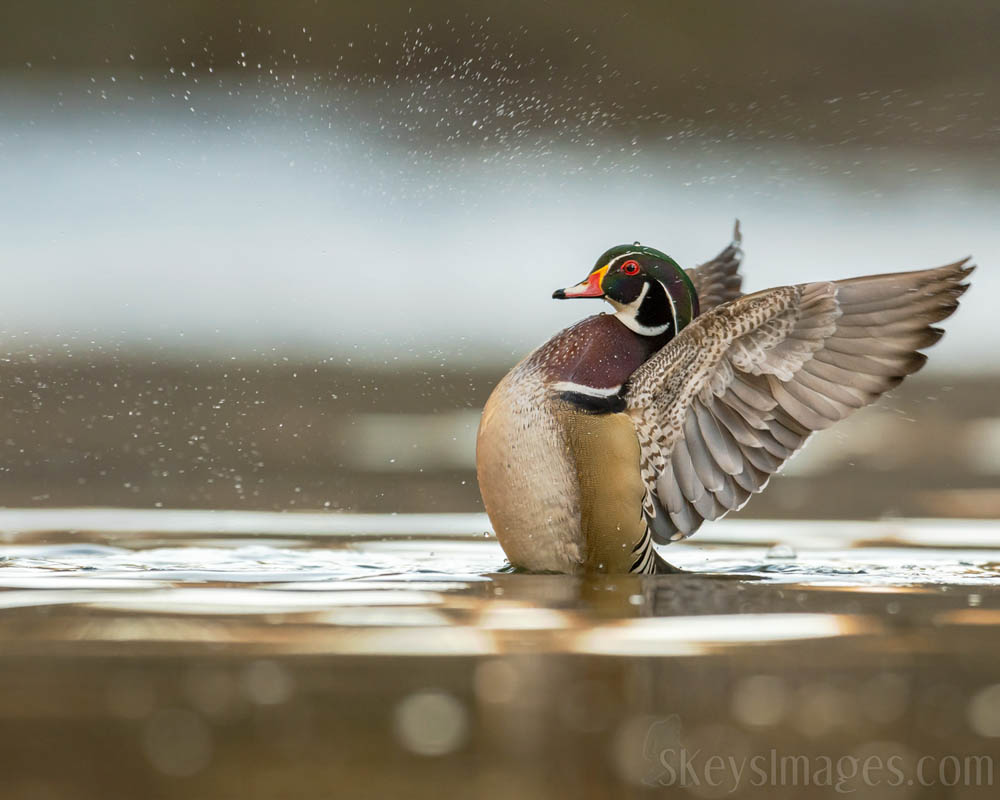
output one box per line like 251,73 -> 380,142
622,260 -> 640,275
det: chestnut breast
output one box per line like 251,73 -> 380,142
477,314 -> 667,572
530,313 -> 669,391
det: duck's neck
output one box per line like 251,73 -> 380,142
610,280 -> 677,337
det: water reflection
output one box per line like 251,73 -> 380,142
1,511 -> 999,653
1,512 -> 1000,797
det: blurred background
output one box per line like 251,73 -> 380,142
1,0 -> 997,517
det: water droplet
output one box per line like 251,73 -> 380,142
766,543 -> 797,560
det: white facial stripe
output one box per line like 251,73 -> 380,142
607,280 -> 649,316
617,316 -> 670,336
551,381 -> 623,397
659,279 -> 678,329
609,282 -> 667,335
608,279 -> 673,336
608,251 -> 643,269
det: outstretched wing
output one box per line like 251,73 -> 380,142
625,258 -> 974,543
685,220 -> 744,311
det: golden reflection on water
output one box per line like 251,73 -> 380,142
0,573 -> 981,660
1,514 -> 1000,798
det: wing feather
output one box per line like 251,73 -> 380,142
684,220 -> 744,311
684,412 -> 726,492
794,368 -> 871,408
693,398 -> 744,475
627,258 -> 973,543
768,417 -> 808,450
671,438 -> 705,504
657,464 -> 686,515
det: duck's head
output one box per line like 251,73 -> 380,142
552,244 -> 700,337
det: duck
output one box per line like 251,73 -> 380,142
476,223 -> 974,575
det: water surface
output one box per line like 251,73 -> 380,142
2,510 -> 1000,797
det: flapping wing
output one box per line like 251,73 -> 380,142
685,220 -> 744,311
626,258 -> 974,543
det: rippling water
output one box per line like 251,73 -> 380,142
3,510 -> 1000,798
2,510 -> 999,659
4,510 -> 999,594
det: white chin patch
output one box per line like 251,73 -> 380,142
608,282 -> 670,336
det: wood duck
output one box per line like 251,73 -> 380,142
476,223 -> 974,575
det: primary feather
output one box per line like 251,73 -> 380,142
626,258 -> 975,543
